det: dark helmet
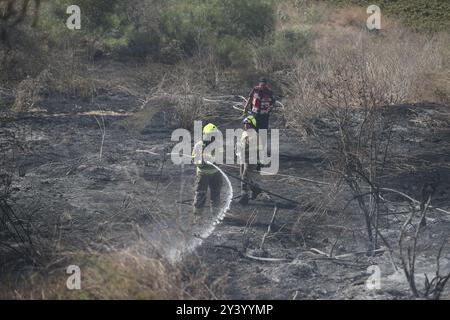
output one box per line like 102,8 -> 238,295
259,78 -> 268,85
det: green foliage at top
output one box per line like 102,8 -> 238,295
48,0 -> 126,33
160,0 -> 275,55
325,0 -> 450,31
37,0 -> 133,56
17,0 -> 450,65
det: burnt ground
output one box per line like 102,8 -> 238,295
1,71 -> 450,299
193,102 -> 450,300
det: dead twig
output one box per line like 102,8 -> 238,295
259,205 -> 278,251
93,110 -> 106,162
397,194 -> 450,299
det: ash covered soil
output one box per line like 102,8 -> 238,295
1,70 -> 450,299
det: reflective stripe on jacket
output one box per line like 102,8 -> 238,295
192,141 -> 221,175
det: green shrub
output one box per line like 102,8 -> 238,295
160,1 -> 215,55
40,0 -> 160,59
160,0 -> 275,56
219,0 -> 275,38
125,31 -> 161,59
254,26 -> 314,71
216,36 -> 252,68
48,0 -> 126,32
273,27 -> 312,57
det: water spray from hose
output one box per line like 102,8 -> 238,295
161,154 -> 233,263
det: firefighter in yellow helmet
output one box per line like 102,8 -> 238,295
192,123 -> 223,216
239,115 -> 262,205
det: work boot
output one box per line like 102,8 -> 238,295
239,194 -> 249,206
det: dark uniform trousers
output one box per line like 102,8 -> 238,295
240,163 -> 260,199
193,171 -> 223,210
253,112 -> 269,131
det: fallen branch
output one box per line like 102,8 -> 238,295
309,247 -> 385,259
379,187 -> 450,215
213,244 -> 292,262
136,150 -> 161,156
334,248 -> 385,259
244,252 -> 292,262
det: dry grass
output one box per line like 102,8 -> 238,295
4,250 -> 183,299
416,70 -> 450,104
328,6 -> 369,29
47,50 -> 99,100
54,75 -> 98,100
119,63 -> 211,132
119,100 -> 169,131
284,27 -> 446,134
275,0 -> 330,32
2,245 -> 226,300
326,5 -> 400,31
169,67 -> 210,131
11,77 -> 40,113
9,49 -> 102,113
283,13 -> 448,255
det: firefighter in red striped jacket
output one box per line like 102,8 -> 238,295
243,78 -> 276,158
243,78 -> 276,131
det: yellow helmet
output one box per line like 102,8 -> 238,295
203,123 -> 218,137
243,115 -> 257,128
